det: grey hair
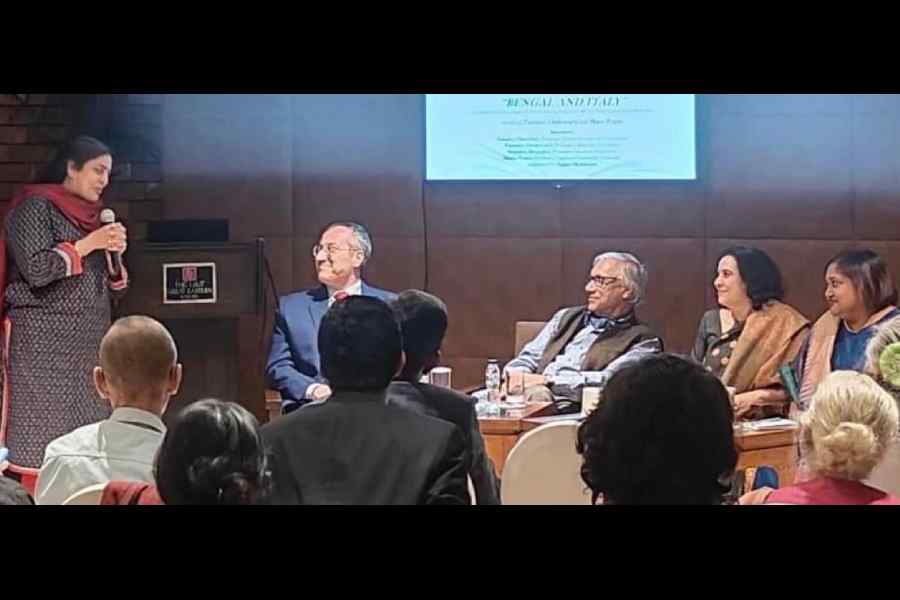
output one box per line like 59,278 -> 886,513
324,221 -> 373,265
865,315 -> 900,381
592,251 -> 648,305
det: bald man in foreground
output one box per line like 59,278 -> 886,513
35,316 -> 182,505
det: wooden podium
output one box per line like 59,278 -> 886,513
115,239 -> 266,423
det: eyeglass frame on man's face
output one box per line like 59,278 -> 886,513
312,243 -> 362,258
586,275 -> 623,290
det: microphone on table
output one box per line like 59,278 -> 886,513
99,208 -> 122,278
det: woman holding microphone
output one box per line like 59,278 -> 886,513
0,136 -> 128,491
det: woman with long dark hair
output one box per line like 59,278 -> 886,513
0,135 -> 128,490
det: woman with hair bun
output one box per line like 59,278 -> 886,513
101,399 -> 271,505
741,370 -> 900,505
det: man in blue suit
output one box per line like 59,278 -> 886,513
266,221 -> 395,413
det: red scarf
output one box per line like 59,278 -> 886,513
100,481 -> 165,505
0,184 -> 103,320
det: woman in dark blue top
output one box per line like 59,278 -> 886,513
795,249 -> 899,413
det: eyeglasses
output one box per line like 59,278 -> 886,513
586,275 -> 621,289
312,243 -> 361,257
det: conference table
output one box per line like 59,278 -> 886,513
733,425 -> 799,487
478,402 -> 799,486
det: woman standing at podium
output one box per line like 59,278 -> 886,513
0,136 -> 128,486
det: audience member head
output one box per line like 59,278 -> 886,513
154,399 -> 270,505
576,353 -> 737,505
390,290 -> 448,381
825,249 -> 897,322
864,315 -> 900,395
95,315 -> 182,416
319,295 -> 403,392
714,246 -> 784,312
801,371 -> 898,481
0,476 -> 34,506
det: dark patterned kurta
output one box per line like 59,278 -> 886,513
691,309 -> 784,420
691,309 -> 745,378
2,197 -> 127,468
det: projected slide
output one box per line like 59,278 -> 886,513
426,94 -> 696,181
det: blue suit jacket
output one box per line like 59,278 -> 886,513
265,283 -> 396,412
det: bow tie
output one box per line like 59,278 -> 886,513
585,312 -> 632,331
333,291 -> 350,302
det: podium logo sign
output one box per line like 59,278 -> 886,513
163,262 -> 217,304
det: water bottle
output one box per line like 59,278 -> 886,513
482,359 -> 502,417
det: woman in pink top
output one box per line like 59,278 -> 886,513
742,370 -> 900,505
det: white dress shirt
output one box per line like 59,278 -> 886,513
35,407 -> 166,505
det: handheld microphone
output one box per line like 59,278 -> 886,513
99,208 -> 122,278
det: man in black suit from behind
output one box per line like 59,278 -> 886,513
387,290 -> 501,505
261,295 -> 469,505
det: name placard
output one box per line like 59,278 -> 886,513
163,262 -> 217,304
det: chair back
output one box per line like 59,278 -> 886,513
515,321 -> 547,356
501,421 -> 593,505
62,483 -> 108,506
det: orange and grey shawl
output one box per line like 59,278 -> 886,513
720,300 -> 810,397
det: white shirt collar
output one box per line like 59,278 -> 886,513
110,406 -> 167,434
327,280 -> 363,305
